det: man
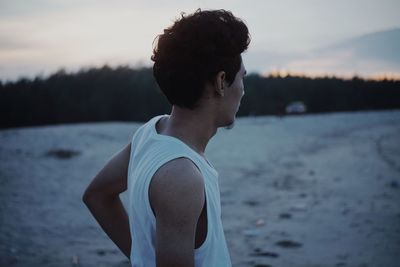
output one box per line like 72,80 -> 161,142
83,9 -> 250,267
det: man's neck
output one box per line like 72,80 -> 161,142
159,106 -> 218,155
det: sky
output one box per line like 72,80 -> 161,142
1,0 -> 400,81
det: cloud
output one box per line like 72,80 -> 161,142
0,37 -> 34,51
246,29 -> 400,79
1,1 -> 400,80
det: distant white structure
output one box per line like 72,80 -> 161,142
285,101 -> 307,114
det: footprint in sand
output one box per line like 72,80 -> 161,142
45,148 -> 81,159
275,240 -> 303,248
251,248 -> 279,258
279,213 -> 292,219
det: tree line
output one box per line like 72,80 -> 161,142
1,65 -> 399,129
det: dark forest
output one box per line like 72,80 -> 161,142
1,65 -> 399,129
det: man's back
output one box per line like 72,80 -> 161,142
127,115 -> 231,267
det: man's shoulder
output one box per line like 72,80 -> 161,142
149,157 -> 205,209
152,157 -> 204,190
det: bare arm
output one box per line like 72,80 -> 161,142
82,143 -> 132,258
149,158 -> 205,267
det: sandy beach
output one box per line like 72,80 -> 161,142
1,110 -> 399,267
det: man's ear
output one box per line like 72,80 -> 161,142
215,71 -> 226,97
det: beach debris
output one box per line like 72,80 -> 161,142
256,219 -> 265,227
279,213 -> 292,219
290,203 -> 307,212
96,249 -> 106,256
242,228 -> 262,237
253,264 -> 273,267
45,148 -> 81,159
72,255 -> 79,266
94,248 -> 119,256
275,240 -> 303,248
251,248 -> 279,258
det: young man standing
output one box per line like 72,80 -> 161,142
83,9 -> 250,267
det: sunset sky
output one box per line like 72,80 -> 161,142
1,0 -> 399,81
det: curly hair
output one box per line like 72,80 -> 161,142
151,9 -> 250,109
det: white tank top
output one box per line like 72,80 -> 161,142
127,115 -> 232,267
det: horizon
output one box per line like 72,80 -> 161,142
1,0 -> 400,81
2,64 -> 400,84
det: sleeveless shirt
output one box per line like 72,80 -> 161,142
127,115 -> 232,267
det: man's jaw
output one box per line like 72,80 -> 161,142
224,120 -> 235,130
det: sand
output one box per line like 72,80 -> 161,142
1,110 -> 399,267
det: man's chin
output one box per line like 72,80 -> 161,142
224,120 -> 235,130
